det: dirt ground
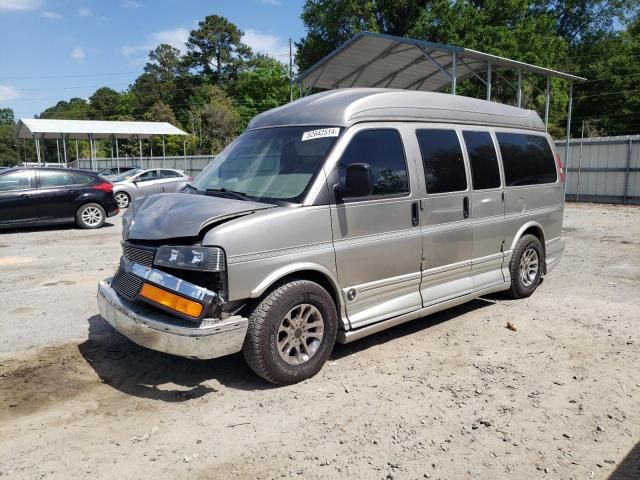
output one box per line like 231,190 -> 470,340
0,203 -> 638,480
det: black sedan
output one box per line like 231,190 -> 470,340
0,167 -> 119,229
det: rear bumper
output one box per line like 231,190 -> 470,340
97,278 -> 248,360
545,238 -> 565,274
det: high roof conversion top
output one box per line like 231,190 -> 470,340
16,118 -> 187,140
248,88 -> 545,131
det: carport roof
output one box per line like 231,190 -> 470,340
296,32 -> 586,93
16,118 -> 188,140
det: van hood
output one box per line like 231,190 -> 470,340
123,192 -> 275,241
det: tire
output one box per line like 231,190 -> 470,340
508,234 -> 544,299
242,280 -> 338,385
76,203 -> 106,229
115,192 -> 130,209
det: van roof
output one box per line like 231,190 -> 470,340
248,88 -> 545,132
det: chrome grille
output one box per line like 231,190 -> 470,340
111,268 -> 144,300
122,243 -> 156,268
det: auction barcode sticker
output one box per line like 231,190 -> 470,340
301,128 -> 340,141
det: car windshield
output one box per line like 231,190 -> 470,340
112,168 -> 142,182
191,126 -> 341,203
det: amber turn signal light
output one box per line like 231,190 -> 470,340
139,283 -> 203,319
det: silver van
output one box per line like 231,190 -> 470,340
97,89 -> 565,385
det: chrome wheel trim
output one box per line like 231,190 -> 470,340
115,192 -> 129,208
276,303 -> 325,366
519,247 -> 539,287
81,206 -> 103,227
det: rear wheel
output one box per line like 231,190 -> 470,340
242,280 -> 338,385
508,234 -> 544,298
115,192 -> 130,209
76,203 -> 105,229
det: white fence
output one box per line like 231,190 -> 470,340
556,135 -> 640,205
67,155 -> 215,176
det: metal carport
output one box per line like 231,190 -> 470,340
15,119 -> 188,170
296,32 -> 586,152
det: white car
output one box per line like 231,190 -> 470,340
112,168 -> 192,208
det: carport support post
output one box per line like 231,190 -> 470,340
486,62 -> 492,101
56,138 -> 61,165
544,76 -> 551,131
162,135 -> 166,168
624,138 -> 632,205
33,135 -> 41,165
62,135 -> 68,168
149,137 -> 153,169
183,138 -> 187,172
110,135 -> 114,168
517,70 -> 523,108
138,136 -> 143,166
451,52 -> 457,95
115,136 -> 120,173
564,81 -> 573,198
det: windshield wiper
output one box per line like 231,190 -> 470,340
205,188 -> 251,201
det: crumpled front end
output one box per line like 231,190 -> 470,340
97,243 -> 248,360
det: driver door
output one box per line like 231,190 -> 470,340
131,169 -> 163,200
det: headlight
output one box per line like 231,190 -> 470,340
154,246 -> 226,272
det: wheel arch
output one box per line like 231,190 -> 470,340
510,221 -> 547,274
250,263 -> 345,325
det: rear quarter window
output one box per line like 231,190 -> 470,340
496,133 -> 557,186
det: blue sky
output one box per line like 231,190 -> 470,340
0,0 -> 306,119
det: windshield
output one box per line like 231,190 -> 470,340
112,168 -> 142,182
191,126 -> 341,203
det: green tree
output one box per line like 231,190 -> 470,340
228,55 -> 291,128
39,98 -> 90,120
88,87 -> 124,120
185,15 -> 253,84
0,108 -> 15,125
0,108 -> 18,166
186,86 -> 241,154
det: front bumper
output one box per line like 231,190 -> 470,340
97,278 -> 248,360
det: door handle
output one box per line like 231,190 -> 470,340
463,196 -> 470,219
21,194 -> 31,198
411,201 -> 420,227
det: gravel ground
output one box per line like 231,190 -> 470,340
0,203 -> 638,480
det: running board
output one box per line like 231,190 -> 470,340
336,283 -> 510,344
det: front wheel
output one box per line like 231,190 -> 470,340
76,203 -> 106,229
508,234 -> 544,298
242,280 -> 338,385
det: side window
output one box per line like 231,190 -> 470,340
496,133 -> 557,186
462,131 -> 501,190
70,173 -> 95,185
39,170 -> 74,188
161,170 -> 182,178
416,129 -> 467,194
137,170 -> 159,182
338,129 -> 409,196
0,171 -> 32,192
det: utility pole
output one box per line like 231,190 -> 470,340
289,38 -> 293,102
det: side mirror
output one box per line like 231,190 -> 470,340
335,163 -> 373,199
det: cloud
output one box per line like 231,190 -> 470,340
259,0 -> 281,5
41,10 -> 62,20
122,0 -> 142,7
121,27 -> 189,57
0,85 -> 20,101
243,29 -> 291,59
0,0 -> 41,10
71,46 -> 85,62
78,6 -> 91,16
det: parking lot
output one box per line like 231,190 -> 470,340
0,203 -> 638,479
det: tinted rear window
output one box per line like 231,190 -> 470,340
416,129 -> 467,194
71,173 -> 95,184
496,133 -> 557,186
463,131 -> 501,190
